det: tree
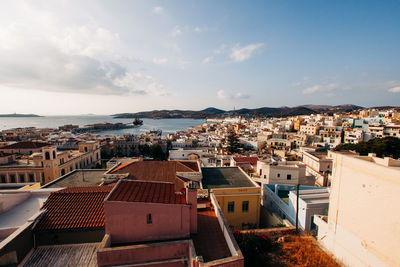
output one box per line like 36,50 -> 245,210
149,144 -> 165,160
225,131 -> 241,154
335,137 -> 400,159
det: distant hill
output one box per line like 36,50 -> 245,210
112,104 -> 363,119
0,113 -> 41,117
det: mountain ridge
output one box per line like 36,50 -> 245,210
112,104 -> 365,119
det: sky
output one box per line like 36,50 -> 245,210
0,0 -> 399,115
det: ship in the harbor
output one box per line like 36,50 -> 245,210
133,117 -> 143,126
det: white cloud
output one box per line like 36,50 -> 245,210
217,90 -> 228,99
152,58 -> 168,64
202,57 -> 213,64
230,43 -> 264,62
291,81 -> 301,87
152,6 -> 164,15
0,17 -> 167,96
388,86 -> 400,93
178,60 -> 191,70
302,83 -> 340,94
171,25 -> 182,37
115,72 -> 168,96
234,92 -> 250,99
214,44 -> 227,54
217,90 -> 250,100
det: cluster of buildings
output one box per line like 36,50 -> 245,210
0,107 -> 399,266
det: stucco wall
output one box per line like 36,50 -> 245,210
318,152 -> 400,266
212,187 -> 260,229
105,201 -> 191,244
97,239 -> 190,267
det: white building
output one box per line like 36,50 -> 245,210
255,160 -> 315,187
315,151 -> 400,267
263,184 -> 329,231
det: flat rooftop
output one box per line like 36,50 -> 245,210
201,167 -> 255,189
43,169 -> 106,188
309,152 -> 329,160
22,243 -> 99,266
0,194 -> 47,231
192,203 -> 231,262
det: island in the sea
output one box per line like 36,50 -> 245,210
112,105 -> 363,119
0,113 -> 41,117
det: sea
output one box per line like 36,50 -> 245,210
0,116 -> 205,136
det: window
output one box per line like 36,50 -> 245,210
264,175 -> 266,178
0,175 -> 6,183
242,201 -> 249,212
10,175 -> 16,183
29,174 -> 34,182
228,201 -> 235,213
147,214 -> 152,224
53,151 -> 56,159
19,174 -> 25,183
277,173 -> 280,178
45,152 -> 50,160
287,174 -> 292,180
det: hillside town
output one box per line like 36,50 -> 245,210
0,107 -> 398,266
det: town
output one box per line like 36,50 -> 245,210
0,107 -> 398,266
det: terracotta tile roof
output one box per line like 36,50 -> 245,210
107,180 -> 186,204
236,162 -> 253,172
1,141 -> 50,150
179,161 -> 199,172
34,186 -> 113,231
192,205 -> 231,262
110,161 -> 132,172
109,161 -> 198,190
233,157 -> 258,165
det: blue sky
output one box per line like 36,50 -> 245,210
0,0 -> 399,115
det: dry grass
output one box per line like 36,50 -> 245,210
279,235 -> 340,267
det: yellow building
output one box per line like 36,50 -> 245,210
0,141 -> 101,185
201,167 -> 261,229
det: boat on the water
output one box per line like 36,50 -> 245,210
133,118 -> 143,126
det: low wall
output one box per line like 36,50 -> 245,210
259,206 -> 284,228
0,221 -> 34,265
97,235 -> 191,267
34,228 -> 105,246
240,226 -> 297,237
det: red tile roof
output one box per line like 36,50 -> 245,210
34,186 -> 112,231
1,141 -> 50,150
109,161 -> 199,190
192,204 -> 231,262
179,161 -> 199,172
233,157 -> 258,165
107,180 -> 186,204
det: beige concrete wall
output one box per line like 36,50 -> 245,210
212,187 -> 260,229
317,151 -> 400,267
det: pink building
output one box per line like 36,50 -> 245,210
104,180 -> 197,244
97,179 -> 244,267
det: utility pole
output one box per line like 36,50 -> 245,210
295,183 -> 300,234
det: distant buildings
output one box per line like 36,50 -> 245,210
0,141 -> 101,185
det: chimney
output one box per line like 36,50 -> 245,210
186,184 -> 198,234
